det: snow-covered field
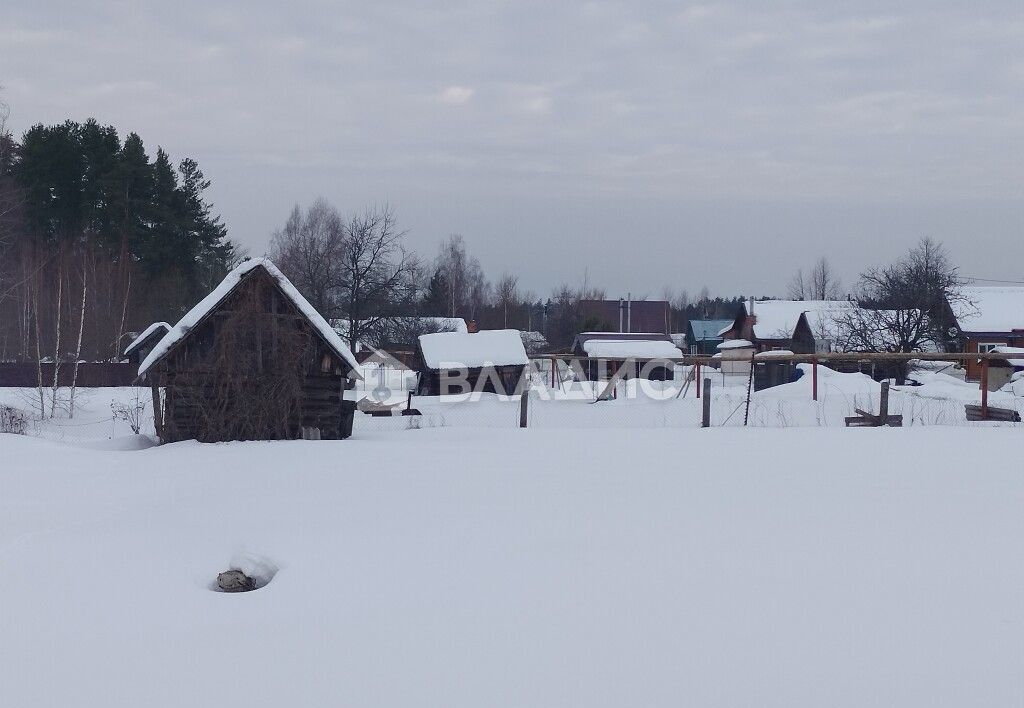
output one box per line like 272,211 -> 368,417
2,425 -> 1023,707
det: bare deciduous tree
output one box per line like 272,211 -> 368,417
810,257 -> 842,300
787,269 -> 807,300
272,202 -> 420,350
494,273 -> 519,328
435,235 -> 489,320
831,238 -> 964,381
788,257 -> 841,300
338,206 -> 420,350
269,200 -> 346,317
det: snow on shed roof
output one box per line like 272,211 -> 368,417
957,287 -> 1024,333
418,329 -> 529,369
754,349 -> 795,359
138,258 -> 360,377
581,339 -> 681,359
718,339 -> 754,350
123,322 -> 170,357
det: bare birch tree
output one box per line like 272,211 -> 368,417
69,258 -> 87,417
788,257 -> 841,300
494,273 -> 519,328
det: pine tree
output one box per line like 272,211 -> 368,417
420,268 -> 449,315
178,157 -> 232,291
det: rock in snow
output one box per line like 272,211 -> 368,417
216,569 -> 256,593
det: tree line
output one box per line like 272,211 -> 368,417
267,199 -> 758,351
0,115 -> 237,380
0,107 -> 966,381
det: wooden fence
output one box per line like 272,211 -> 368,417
0,362 -> 136,388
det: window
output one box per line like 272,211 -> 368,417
977,343 -> 1001,354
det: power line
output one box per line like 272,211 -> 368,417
962,276 -> 1024,285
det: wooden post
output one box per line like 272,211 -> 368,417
519,391 -> 529,428
550,357 -> 556,388
406,391 -> 412,411
696,363 -> 701,398
812,358 -> 818,401
701,378 -> 712,428
150,383 -> 163,441
980,359 -> 989,419
879,381 -> 889,422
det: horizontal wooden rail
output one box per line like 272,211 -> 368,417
535,351 -> 1011,365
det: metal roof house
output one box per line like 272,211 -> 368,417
684,319 -> 734,355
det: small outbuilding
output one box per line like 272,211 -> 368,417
752,350 -> 799,391
571,332 -> 681,381
716,339 -> 755,376
139,258 -> 361,443
415,329 -> 530,396
123,322 -> 171,371
986,346 -> 1024,391
685,319 -> 734,355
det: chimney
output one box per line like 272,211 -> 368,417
466,320 -> 478,333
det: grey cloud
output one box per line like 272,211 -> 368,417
3,0 -> 1022,296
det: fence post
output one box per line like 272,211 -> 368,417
701,377 -> 712,428
519,391 -> 529,428
812,358 -> 818,401
879,380 -> 889,422
980,358 -> 989,419
550,357 -> 556,388
696,363 -> 701,398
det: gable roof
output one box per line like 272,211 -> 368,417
688,319 -> 733,341
418,329 -> 529,369
138,258 -> 360,377
748,300 -> 856,340
956,287 -> 1024,333
123,322 -> 171,358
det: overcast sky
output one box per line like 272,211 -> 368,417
4,1 -> 1022,298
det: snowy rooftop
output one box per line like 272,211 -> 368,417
418,329 -> 529,369
748,300 -> 855,340
138,258 -> 360,377
717,339 -> 754,350
957,287 -> 1024,333
754,349 -> 796,359
581,339 -> 682,359
123,322 -> 170,357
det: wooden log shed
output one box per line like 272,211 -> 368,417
138,258 -> 361,443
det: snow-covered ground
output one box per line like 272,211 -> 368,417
2,426 -> 1023,707
0,386 -> 155,443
